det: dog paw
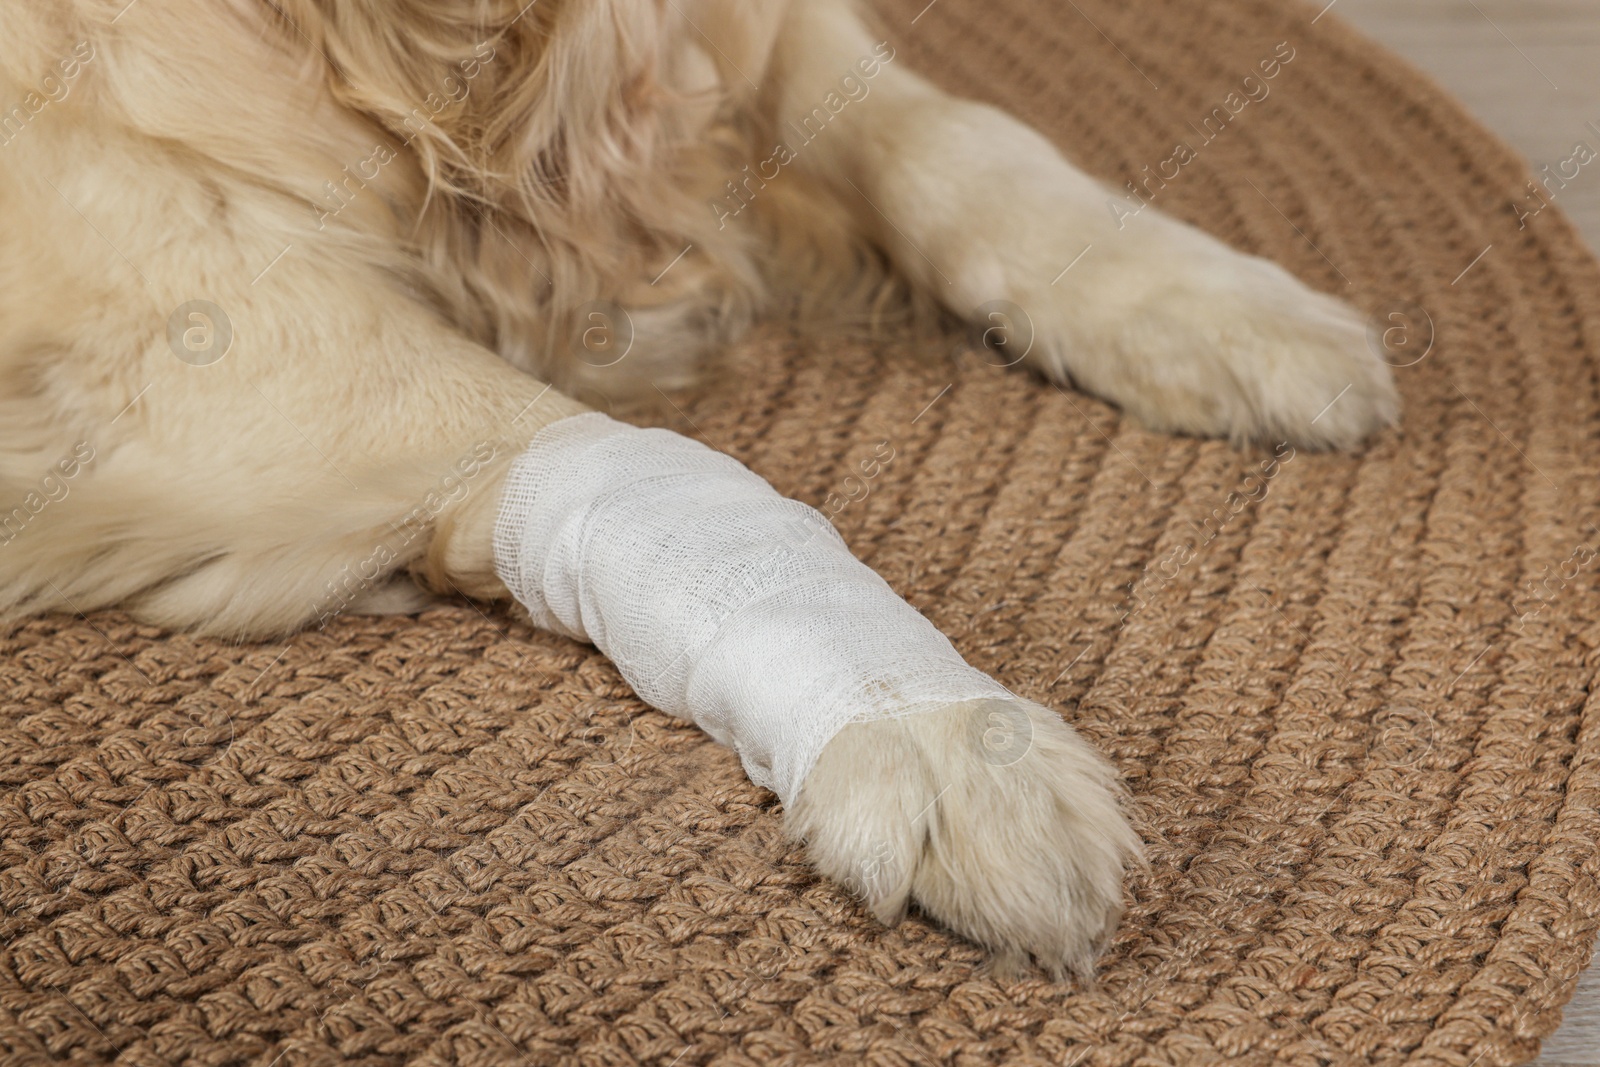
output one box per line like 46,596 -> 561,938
975,208 -> 1399,450
788,698 -> 1140,979
1099,258 -> 1398,450
1017,239 -> 1399,451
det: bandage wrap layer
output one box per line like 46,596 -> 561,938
493,412 -> 1018,804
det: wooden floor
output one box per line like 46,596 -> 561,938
1334,0 -> 1600,247
1322,2 -> 1600,1063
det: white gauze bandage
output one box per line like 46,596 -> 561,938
492,412 -> 1020,805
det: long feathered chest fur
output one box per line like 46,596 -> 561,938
262,0 -> 789,394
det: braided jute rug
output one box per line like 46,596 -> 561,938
5,0 -> 1600,1064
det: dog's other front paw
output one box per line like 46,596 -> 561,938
1011,217 -> 1399,451
789,699 -> 1140,979
1048,250 -> 1398,451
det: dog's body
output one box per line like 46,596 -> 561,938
0,0 -> 1396,974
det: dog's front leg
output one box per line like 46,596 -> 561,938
490,413 -> 1139,978
767,0 -> 1398,449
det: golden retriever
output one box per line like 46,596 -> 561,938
0,0 -> 1396,976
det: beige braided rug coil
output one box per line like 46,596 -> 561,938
5,0 -> 1600,1063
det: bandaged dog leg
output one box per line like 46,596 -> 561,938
491,411 -> 1025,805
493,411 -> 1139,976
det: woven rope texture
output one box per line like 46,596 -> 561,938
4,0 -> 1600,1063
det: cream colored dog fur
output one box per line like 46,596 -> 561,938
0,0 -> 1396,976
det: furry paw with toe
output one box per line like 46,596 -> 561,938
1027,232 -> 1401,449
791,699 -> 1140,978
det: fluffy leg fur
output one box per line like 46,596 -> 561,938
0,0 -> 590,635
765,0 -> 1399,449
